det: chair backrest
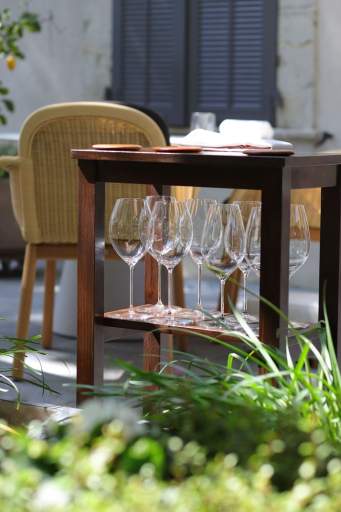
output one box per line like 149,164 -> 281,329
10,101 -> 193,244
229,189 -> 320,231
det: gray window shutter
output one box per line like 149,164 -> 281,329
113,0 -> 186,126
189,0 -> 278,124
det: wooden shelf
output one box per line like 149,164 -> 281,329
101,307 -> 250,340
100,307 -> 313,342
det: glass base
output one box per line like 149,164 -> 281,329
148,314 -> 194,327
173,307 -> 205,322
198,313 -> 238,330
112,308 -> 151,321
231,312 -> 258,324
134,303 -> 165,316
156,305 -> 183,318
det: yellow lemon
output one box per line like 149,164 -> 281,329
6,55 -> 16,71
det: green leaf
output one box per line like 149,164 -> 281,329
2,98 -> 14,112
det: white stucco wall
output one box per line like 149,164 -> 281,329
277,0 -> 341,153
317,0 -> 341,152
277,0 -> 317,131
0,0 -> 112,133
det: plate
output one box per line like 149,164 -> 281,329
92,144 -> 142,151
153,145 -> 202,153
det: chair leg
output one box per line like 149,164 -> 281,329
13,244 -> 37,380
224,269 -> 241,314
42,260 -> 57,349
173,263 -> 185,308
143,332 -> 161,372
173,263 -> 188,352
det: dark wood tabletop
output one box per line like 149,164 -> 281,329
72,148 -> 338,188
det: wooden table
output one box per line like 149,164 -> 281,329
72,148 -> 341,404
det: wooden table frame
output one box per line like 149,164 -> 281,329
72,149 -> 341,404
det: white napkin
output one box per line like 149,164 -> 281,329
219,119 -> 274,140
178,129 -> 294,154
178,129 -> 270,148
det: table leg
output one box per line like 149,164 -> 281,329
77,162 -> 105,404
319,169 -> 341,364
259,168 -> 291,348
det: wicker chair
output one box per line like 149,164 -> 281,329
229,188 -> 320,239
0,101 -> 194,379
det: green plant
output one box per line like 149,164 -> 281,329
0,399 -> 340,510
0,328 -> 56,406
77,294 -> 341,489
0,295 -> 339,509
0,8 -> 41,124
87,312 -> 341,442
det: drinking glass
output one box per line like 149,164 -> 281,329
149,200 -> 193,322
246,204 -> 310,278
108,198 -> 147,318
187,198 -> 217,315
190,112 -> 217,132
136,195 -> 176,315
202,203 -> 245,325
233,200 -> 261,322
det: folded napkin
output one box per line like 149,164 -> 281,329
219,119 -> 274,140
178,129 -> 294,154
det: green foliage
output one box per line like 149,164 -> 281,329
0,399 -> 340,511
0,324 -> 56,402
89,315 -> 341,446
0,8 -> 41,124
0,297 -> 340,509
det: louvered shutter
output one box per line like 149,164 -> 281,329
189,0 -> 277,124
113,0 -> 186,126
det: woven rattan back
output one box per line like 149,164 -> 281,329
10,102 -> 193,244
229,189 -> 320,230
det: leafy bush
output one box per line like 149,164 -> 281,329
0,399 -> 340,511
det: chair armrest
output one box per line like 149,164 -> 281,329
0,155 -> 22,172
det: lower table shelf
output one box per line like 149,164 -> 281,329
99,306 -> 313,342
101,307 -> 249,339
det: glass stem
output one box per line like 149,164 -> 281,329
242,270 -> 248,314
157,261 -> 163,306
167,268 -> 173,314
197,263 -> 202,309
220,279 -> 226,318
129,265 -> 134,312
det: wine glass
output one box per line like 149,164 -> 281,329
186,198 -> 217,316
136,195 -> 176,315
190,112 -> 217,132
233,200 -> 261,322
202,203 -> 245,325
246,204 -> 310,278
289,204 -> 311,277
149,200 -> 193,322
108,198 -> 147,318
